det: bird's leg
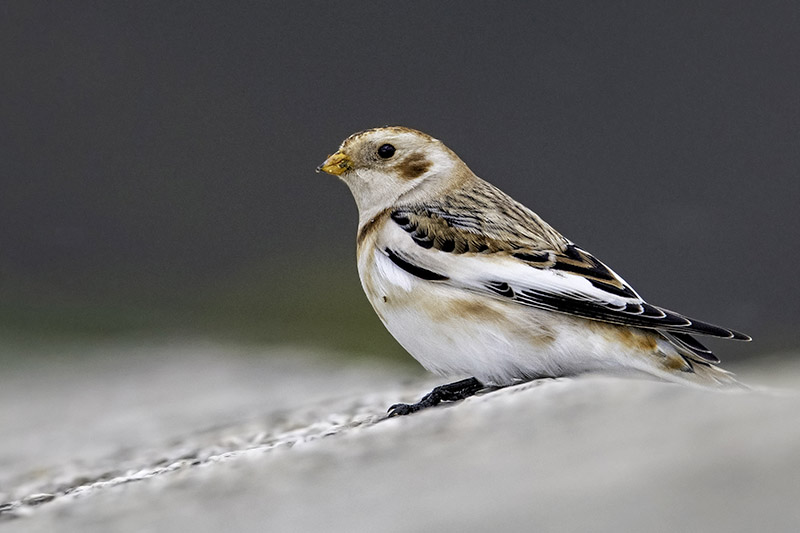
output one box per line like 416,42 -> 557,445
387,377 -> 485,417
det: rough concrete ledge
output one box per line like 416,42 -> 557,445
1,342 -> 798,532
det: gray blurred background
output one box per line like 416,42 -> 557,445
2,1 -> 799,362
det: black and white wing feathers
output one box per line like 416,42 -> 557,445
384,203 -> 750,364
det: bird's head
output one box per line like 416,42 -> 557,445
318,126 -> 469,220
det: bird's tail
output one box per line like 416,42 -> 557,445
646,356 -> 749,391
676,362 -> 748,390
643,333 -> 750,391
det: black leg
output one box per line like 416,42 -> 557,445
387,377 -> 485,417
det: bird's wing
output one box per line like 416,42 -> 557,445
384,206 -> 751,349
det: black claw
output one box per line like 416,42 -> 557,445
386,377 -> 485,417
387,403 -> 418,417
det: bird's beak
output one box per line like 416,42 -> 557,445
316,151 -> 353,175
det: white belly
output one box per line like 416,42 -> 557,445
359,249 -> 656,385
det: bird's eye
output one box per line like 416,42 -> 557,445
377,144 -> 396,159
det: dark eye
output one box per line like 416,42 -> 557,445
377,144 -> 395,159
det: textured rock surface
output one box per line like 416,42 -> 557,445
1,341 -> 798,532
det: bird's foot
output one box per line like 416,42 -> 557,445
387,377 -> 485,417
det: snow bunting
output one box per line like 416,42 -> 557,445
318,126 -> 751,416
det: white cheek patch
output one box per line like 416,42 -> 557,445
426,149 -> 455,176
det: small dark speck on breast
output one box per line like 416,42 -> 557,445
382,295 -> 388,302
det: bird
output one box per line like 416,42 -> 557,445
317,126 -> 751,416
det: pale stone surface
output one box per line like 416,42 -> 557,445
1,341 -> 798,532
